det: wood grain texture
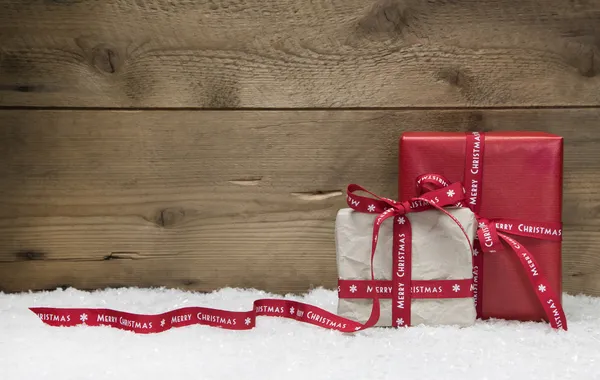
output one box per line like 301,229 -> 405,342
0,109 -> 599,296
1,0 -> 600,107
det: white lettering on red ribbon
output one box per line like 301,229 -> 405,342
470,132 -> 481,175
171,314 -> 192,324
411,285 -> 443,294
470,179 -> 479,206
38,313 -> 71,322
410,199 -> 432,208
396,232 -> 407,310
472,264 -> 479,307
546,299 -> 565,330
337,279 -> 475,299
521,252 -> 539,277
481,225 -> 494,248
464,132 -> 484,215
416,174 -> 449,188
491,219 -> 563,242
392,214 -> 413,328
97,314 -> 117,323
495,223 -> 513,231
120,317 -> 153,329
255,305 -> 285,314
306,311 -> 348,330
518,224 -> 562,237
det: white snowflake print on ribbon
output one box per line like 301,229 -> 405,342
452,284 -> 460,292
367,204 -> 376,212
350,285 -> 358,293
160,319 -> 166,327
245,317 -> 251,326
473,248 -> 479,256
479,222 -> 487,229
79,313 -> 88,323
397,216 -> 406,225
446,189 -> 455,197
396,318 -> 404,326
290,307 -> 295,315
538,284 -> 547,293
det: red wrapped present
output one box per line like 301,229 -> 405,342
399,131 -> 567,330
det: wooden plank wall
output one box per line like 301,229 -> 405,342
1,0 -> 599,296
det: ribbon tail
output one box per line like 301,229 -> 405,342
30,294 -> 380,334
472,239 -> 483,318
497,233 -> 568,331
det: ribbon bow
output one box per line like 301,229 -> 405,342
347,182 -> 475,255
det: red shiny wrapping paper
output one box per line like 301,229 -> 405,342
399,132 -> 563,322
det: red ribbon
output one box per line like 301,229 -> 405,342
31,298 -> 371,334
338,279 -> 474,299
413,132 -> 567,331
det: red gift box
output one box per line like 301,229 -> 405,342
399,131 -> 565,327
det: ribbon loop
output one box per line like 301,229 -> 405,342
415,173 -> 452,194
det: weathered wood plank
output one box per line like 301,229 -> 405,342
0,109 -> 599,295
1,0 -> 600,107
1,226 -> 598,297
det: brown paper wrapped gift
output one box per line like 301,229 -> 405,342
335,207 -> 478,327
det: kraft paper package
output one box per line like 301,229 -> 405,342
335,207 -> 478,327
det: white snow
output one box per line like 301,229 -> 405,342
1,287 -> 600,380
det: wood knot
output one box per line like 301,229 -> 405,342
579,49 -> 597,78
204,79 -> 241,108
155,207 -> 186,228
92,45 -> 120,74
358,0 -> 411,36
15,250 -> 45,260
437,67 -> 471,88
466,112 -> 485,132
14,85 -> 36,92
